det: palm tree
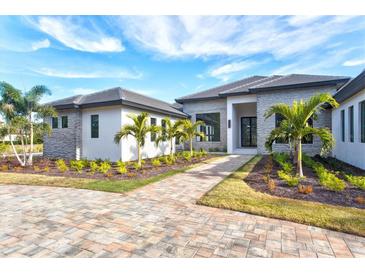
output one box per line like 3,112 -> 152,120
0,82 -> 56,166
114,112 -> 158,167
264,93 -> 338,177
179,119 -> 205,157
155,117 -> 184,158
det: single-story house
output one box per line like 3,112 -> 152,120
43,88 -> 188,162
44,70 -> 365,170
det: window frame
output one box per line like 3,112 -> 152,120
341,109 -> 345,142
196,112 -> 221,142
91,114 -> 99,139
349,106 -> 354,143
61,116 -> 68,129
51,117 -> 58,129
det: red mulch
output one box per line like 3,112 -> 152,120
245,155 -> 365,209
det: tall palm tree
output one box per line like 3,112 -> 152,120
179,119 -> 205,157
0,82 -> 56,166
114,112 -> 158,167
154,117 -> 184,158
265,93 -> 338,177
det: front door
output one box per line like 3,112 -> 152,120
241,117 -> 257,147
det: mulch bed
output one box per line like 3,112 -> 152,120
245,155 -> 365,209
0,155 -> 213,181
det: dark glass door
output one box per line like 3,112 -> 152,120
241,117 -> 257,147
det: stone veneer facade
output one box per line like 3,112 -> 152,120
182,98 -> 227,152
43,109 -> 82,159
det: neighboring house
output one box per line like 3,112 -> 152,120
332,70 -> 365,170
176,74 -> 350,156
43,87 -> 188,162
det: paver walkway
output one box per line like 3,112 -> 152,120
1,155 -> 365,258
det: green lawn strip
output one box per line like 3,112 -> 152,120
198,155 -> 365,237
0,156 -> 220,193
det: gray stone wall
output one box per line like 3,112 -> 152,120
43,109 -> 82,159
182,98 -> 227,151
256,86 -> 335,155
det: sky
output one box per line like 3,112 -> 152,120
0,15 -> 365,104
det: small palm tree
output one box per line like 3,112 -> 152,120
114,112 -> 158,167
265,93 -> 338,177
155,117 -> 184,158
179,119 -> 205,157
0,82 -> 56,166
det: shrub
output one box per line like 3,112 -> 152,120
89,161 -> 99,174
127,172 -> 136,177
267,179 -> 276,192
0,143 -> 8,154
151,158 -> 161,167
298,184 -> 313,194
98,161 -> 111,175
354,196 -> 365,205
116,160 -> 127,174
43,166 -> 50,173
277,170 -> 299,187
14,166 -> 23,172
182,151 -> 192,162
133,162 -> 142,170
199,148 -> 208,157
70,160 -> 85,174
1,164 -> 8,171
33,165 -> 40,172
55,159 -> 68,173
345,174 -> 365,190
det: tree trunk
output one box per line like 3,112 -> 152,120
297,138 -> 304,177
170,138 -> 173,158
28,115 -> 34,166
190,138 -> 193,157
9,132 -> 24,166
137,143 -> 141,167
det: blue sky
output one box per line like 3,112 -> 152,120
0,15 -> 365,103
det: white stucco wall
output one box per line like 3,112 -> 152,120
81,106 -> 122,161
120,106 -> 176,162
227,94 -> 257,153
332,88 -> 365,170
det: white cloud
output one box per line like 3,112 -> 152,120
209,60 -> 258,81
33,67 -> 142,79
343,58 -> 365,67
31,39 -> 50,51
117,16 -> 364,59
35,16 -> 124,53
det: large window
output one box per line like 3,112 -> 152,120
150,117 -> 156,142
341,110 -> 345,142
51,117 -> 58,129
361,101 -> 365,143
196,113 -> 220,142
349,106 -> 354,142
61,116 -> 68,128
91,115 -> 99,138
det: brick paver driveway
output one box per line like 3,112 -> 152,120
1,155 -> 365,258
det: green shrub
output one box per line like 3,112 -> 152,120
89,161 -> 99,174
151,158 -> 161,167
70,160 -> 85,173
116,160 -> 127,174
160,155 -> 174,165
273,152 -> 293,173
303,155 -> 346,192
182,151 -> 192,162
55,159 -> 68,173
133,162 -> 142,170
98,161 -> 111,175
199,148 -> 208,157
277,170 -> 299,187
345,174 -> 365,190
0,143 -> 8,154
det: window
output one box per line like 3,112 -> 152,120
349,106 -> 354,142
275,114 -> 287,144
150,117 -> 156,142
361,101 -> 365,143
91,115 -> 99,138
302,118 -> 313,144
196,113 -> 220,142
341,110 -> 345,142
51,117 -> 58,129
161,119 -> 167,141
61,116 -> 68,128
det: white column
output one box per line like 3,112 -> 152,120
227,99 -> 233,154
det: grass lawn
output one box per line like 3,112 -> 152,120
0,157 -> 218,193
198,155 -> 365,237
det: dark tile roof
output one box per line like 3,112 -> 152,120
46,87 -> 188,118
334,69 -> 365,103
176,74 -> 350,103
